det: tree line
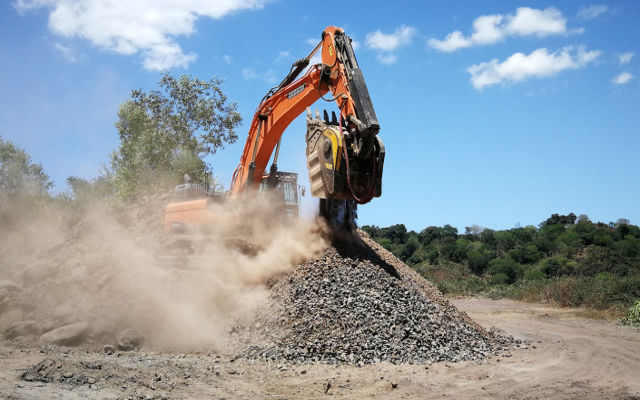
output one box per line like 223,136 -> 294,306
362,213 -> 640,285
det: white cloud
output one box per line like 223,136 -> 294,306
14,0 -> 271,70
274,51 -> 290,62
365,25 -> 417,64
618,52 -> 633,64
222,54 -> 232,64
467,46 -> 601,89
366,25 -> 417,51
577,5 -> 608,20
377,54 -> 397,65
612,72 -> 633,85
505,7 -> 566,36
53,42 -> 77,62
306,38 -> 319,46
242,67 -> 277,84
428,7 -> 567,52
242,68 -> 257,80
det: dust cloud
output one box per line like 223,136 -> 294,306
0,192 -> 328,351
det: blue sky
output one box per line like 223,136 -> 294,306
1,1 -> 638,232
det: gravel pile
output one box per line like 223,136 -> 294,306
242,232 -> 517,365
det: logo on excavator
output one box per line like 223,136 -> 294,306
329,45 -> 334,56
286,84 -> 306,99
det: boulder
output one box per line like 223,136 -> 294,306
5,320 -> 40,339
38,322 -> 89,346
117,328 -> 144,351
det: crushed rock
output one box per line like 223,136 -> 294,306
239,231 -> 517,364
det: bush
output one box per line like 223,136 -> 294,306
488,258 -> 523,283
542,256 -> 576,277
524,267 -> 545,281
621,300 -> 640,327
491,273 -> 509,285
437,276 -> 489,295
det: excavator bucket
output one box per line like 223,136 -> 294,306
305,109 -> 385,204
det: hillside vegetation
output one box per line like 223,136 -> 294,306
362,213 -> 640,311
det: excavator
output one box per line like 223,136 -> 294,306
164,26 -> 385,236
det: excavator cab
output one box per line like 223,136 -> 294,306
259,171 -> 303,217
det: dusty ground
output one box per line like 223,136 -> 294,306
1,298 -> 639,399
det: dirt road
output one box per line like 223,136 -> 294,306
1,298 -> 639,399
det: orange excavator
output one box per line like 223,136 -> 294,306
165,26 -> 385,232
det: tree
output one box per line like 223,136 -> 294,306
361,225 -> 381,238
65,176 -> 110,205
0,137 -> 52,227
468,248 -> 495,275
464,224 -> 484,237
576,214 -> 590,223
494,231 -> 516,254
488,258 -> 523,283
399,235 -> 420,261
540,213 -> 577,227
107,73 -> 242,199
380,224 -> 408,243
0,137 -> 52,197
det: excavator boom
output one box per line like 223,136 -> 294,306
230,26 -> 385,214
165,26 -> 385,236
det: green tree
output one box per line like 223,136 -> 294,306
488,258 -> 523,283
0,137 -> 52,227
0,137 -> 52,197
494,231 -> 516,254
540,213 -> 576,227
399,235 -> 420,262
513,225 -> 537,243
468,248 -> 495,275
542,256 -> 576,277
107,73 -> 242,199
508,244 -> 540,264
380,224 -> 408,243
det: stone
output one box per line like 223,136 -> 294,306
117,328 -> 144,351
238,232 -> 517,365
38,322 -> 89,346
5,320 -> 40,339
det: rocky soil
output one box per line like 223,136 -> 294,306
241,233 -> 515,364
2,299 -> 639,399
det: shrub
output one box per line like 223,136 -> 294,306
621,300 -> 640,327
491,273 -> 509,285
543,278 -> 577,306
437,275 -> 489,295
542,257 -> 576,277
524,267 -> 545,281
488,258 -> 523,283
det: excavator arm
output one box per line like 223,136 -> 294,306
230,26 -> 385,209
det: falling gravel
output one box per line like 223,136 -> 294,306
241,232 -> 517,365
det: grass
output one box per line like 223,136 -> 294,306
428,270 -> 640,312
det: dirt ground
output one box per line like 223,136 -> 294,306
1,298 -> 639,400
